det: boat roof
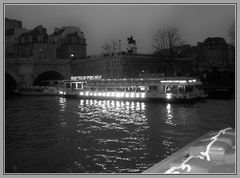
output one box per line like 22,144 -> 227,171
63,77 -> 202,85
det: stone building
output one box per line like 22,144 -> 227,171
5,18 -> 22,31
170,37 -> 235,74
195,37 -> 235,70
16,25 -> 51,59
185,37 -> 235,89
5,28 -> 29,58
49,26 -> 87,59
5,18 -> 29,58
5,18 -> 87,60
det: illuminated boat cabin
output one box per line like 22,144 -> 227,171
59,76 -> 206,101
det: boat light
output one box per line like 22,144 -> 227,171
59,91 -> 64,95
141,93 -> 146,98
130,93 -> 135,98
79,92 -> 83,95
179,80 -> 187,83
116,92 -> 121,98
166,93 -> 172,99
119,92 -> 124,97
161,80 -> 187,83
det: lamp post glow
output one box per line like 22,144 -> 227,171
70,53 -> 75,59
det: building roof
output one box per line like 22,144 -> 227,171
49,26 -> 85,39
198,37 -> 227,47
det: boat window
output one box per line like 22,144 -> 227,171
165,86 -> 170,92
158,85 -> 165,92
72,83 -> 76,89
165,85 -> 178,93
66,83 -> 71,88
107,88 -> 115,91
126,87 -> 135,92
116,88 -> 124,92
140,86 -> 146,91
136,86 -> 146,92
77,83 -> 82,89
90,87 -> 96,91
149,86 -> 157,91
178,85 -> 185,93
98,88 -> 105,91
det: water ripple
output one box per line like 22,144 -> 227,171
5,96 -> 235,173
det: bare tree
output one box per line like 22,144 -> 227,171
102,40 -> 119,56
102,43 -> 112,56
228,22 -> 235,46
153,27 -> 184,55
111,40 -> 118,55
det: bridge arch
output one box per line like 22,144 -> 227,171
5,73 -> 18,93
33,71 -> 65,86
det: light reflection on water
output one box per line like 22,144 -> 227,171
59,97 -> 66,112
5,96 -> 235,173
165,103 -> 176,126
59,97 -> 67,127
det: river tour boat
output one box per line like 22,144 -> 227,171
143,127 -> 235,174
58,76 -> 207,102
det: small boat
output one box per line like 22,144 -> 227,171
14,86 -> 60,96
143,127 -> 235,174
58,76 -> 208,102
14,80 -> 64,96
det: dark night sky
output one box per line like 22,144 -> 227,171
5,4 -> 235,55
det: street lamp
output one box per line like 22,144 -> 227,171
139,70 -> 145,77
70,53 -> 75,59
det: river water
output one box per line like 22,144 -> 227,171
5,95 -> 235,173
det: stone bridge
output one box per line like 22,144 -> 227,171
5,58 -> 71,91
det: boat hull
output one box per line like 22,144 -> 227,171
14,87 -> 60,96
143,128 -> 235,174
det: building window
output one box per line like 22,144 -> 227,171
28,35 -> 32,42
21,38 -> 25,43
38,36 -> 43,42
